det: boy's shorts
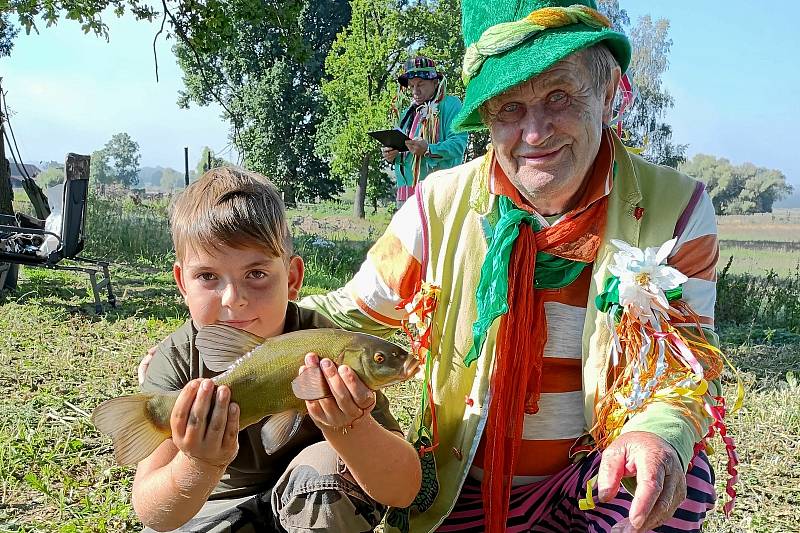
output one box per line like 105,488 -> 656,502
142,442 -> 385,533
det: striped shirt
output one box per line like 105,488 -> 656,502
343,143 -> 718,482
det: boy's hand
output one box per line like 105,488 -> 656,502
300,353 -> 376,433
171,379 -> 240,469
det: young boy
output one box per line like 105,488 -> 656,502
135,167 -> 421,532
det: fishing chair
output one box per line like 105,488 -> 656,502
0,153 -> 116,312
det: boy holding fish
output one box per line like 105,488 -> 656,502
94,167 -> 421,532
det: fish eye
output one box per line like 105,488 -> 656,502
373,352 -> 385,364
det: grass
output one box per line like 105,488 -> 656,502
1,199 -> 799,531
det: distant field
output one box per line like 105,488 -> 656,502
716,209 -> 800,276
717,209 -> 800,242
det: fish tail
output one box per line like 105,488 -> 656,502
91,393 -> 172,465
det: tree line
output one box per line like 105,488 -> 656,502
35,133 -> 226,193
2,1 -> 792,216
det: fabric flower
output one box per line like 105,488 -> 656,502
608,238 -> 688,314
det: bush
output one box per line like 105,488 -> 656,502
716,256 -> 800,333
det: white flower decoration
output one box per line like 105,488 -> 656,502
608,238 -> 688,314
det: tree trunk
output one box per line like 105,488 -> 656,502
353,153 -> 369,219
283,180 -> 297,209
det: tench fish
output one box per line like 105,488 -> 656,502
92,325 -> 418,465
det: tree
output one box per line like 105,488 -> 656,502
36,165 -> 65,188
89,133 -> 141,189
89,149 -> 112,188
175,0 -> 349,205
680,154 -> 794,214
160,167 -> 184,191
317,0 -> 405,218
195,146 -> 230,176
1,13 -> 19,57
597,1 -> 686,168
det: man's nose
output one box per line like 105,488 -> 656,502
519,104 -> 554,146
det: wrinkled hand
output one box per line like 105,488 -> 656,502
405,138 -> 428,157
300,353 -> 376,434
381,146 -> 399,163
171,379 -> 240,469
598,431 -> 686,532
137,346 -> 157,385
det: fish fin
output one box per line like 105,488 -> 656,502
291,366 -> 333,400
91,393 -> 170,465
196,324 -> 265,372
261,409 -> 304,455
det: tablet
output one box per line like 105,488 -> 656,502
368,128 -> 412,151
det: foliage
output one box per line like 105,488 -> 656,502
317,0 -> 406,218
717,256 -> 800,333
175,0 -> 350,205
597,1 -> 686,168
680,153 -> 793,214
160,167 -> 184,191
35,164 -> 65,188
92,132 -> 142,188
0,12 -> 18,57
195,146 -> 228,176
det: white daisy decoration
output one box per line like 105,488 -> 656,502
607,238 -> 688,315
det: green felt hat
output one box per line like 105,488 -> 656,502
453,0 -> 631,132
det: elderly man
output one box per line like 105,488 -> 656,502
304,1 -> 728,532
382,56 -> 468,204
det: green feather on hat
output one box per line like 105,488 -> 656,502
453,0 -> 632,132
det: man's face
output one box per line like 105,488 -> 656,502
484,52 -> 619,215
407,78 -> 439,105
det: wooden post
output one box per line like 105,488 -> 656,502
207,149 -> 212,172
0,76 -> 19,290
184,147 -> 189,187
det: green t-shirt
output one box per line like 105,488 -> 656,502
141,301 -> 402,499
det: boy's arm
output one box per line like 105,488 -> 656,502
132,379 -> 239,531
301,354 -> 422,508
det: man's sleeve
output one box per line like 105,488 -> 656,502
619,190 -> 722,469
427,96 -> 468,163
299,198 -> 426,337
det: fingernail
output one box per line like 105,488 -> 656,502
217,387 -> 228,402
338,365 -> 349,376
321,358 -> 333,369
202,379 -> 213,391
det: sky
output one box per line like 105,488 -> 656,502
1,1 -> 799,186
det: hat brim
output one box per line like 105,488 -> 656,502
398,72 -> 444,87
452,27 -> 631,132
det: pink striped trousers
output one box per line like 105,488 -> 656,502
437,451 -> 716,532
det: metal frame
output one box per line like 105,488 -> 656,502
0,154 -> 116,313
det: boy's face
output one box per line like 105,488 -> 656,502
174,243 -> 303,339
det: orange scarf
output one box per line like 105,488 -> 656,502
481,144 -> 612,532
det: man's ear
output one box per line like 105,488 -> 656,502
603,66 -> 622,124
174,262 -> 189,299
287,255 -> 304,301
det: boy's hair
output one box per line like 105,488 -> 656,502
170,166 -> 292,261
